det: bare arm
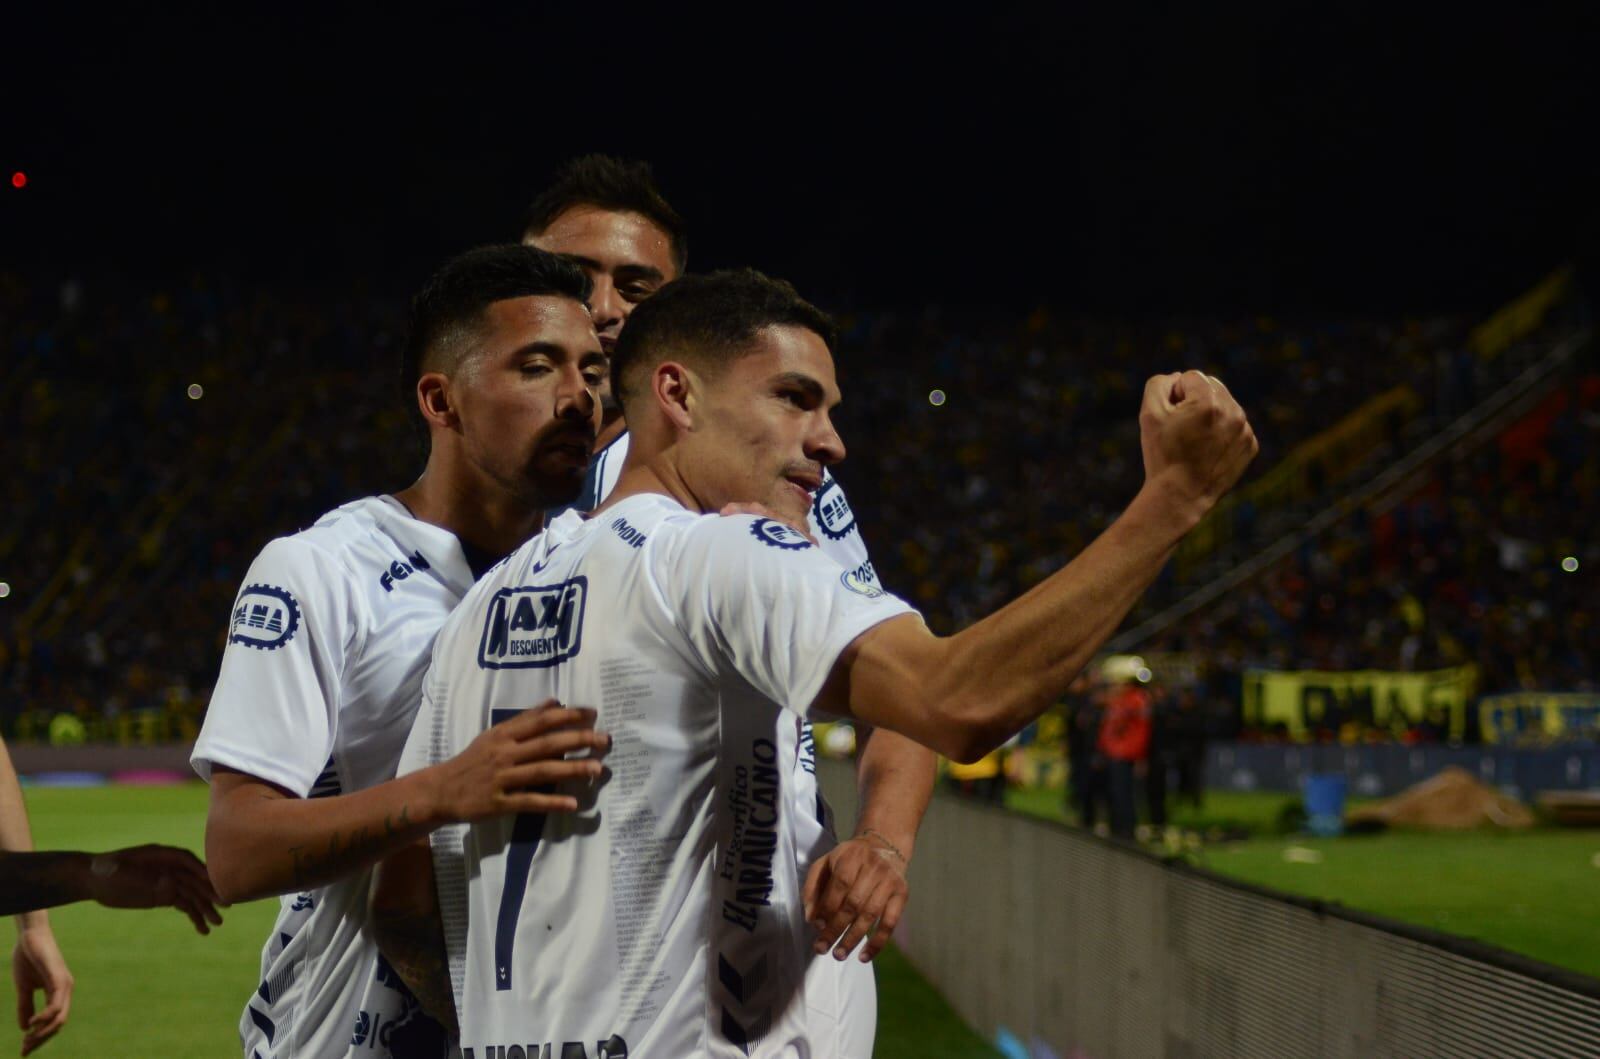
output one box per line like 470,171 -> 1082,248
817,371 -> 1257,762
369,841 -> 457,1037
850,726 -> 936,862
0,846 -> 222,926
205,704 -> 609,903
0,854 -> 92,917
2,735 -> 77,1056
802,725 -> 935,961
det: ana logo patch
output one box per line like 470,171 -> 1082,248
477,577 -> 588,669
840,570 -> 886,599
229,585 -> 301,650
812,475 -> 857,541
749,518 -> 812,551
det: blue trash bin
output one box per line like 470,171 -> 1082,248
1304,773 -> 1347,837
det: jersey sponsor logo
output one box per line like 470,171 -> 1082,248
378,549 -> 431,592
720,738 -> 780,933
229,585 -> 301,650
840,569 -> 886,599
609,516 -> 646,548
478,578 -> 588,669
461,1037 -> 628,1059
812,476 -> 858,540
748,518 -> 812,551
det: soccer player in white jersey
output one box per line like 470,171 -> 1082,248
192,245 -> 616,1059
383,270 -> 1257,1056
520,162 -> 937,1045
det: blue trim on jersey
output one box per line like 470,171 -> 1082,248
248,1005 -> 277,1044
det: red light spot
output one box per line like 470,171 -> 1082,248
10,172 -> 24,189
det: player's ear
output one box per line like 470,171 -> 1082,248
652,362 -> 697,432
416,372 -> 459,431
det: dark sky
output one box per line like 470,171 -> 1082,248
3,5 -> 1597,315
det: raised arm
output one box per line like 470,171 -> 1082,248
205,704 -> 608,903
818,371 -> 1257,762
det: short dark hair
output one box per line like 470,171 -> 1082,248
401,244 -> 592,391
520,155 -> 688,274
609,269 -> 838,405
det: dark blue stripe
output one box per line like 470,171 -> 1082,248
248,1005 -> 276,1044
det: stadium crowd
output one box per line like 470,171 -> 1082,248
0,272 -> 1592,742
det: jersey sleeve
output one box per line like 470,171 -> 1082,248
190,536 -> 361,796
659,515 -> 918,719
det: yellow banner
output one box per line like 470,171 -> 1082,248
1243,667 -> 1476,742
1479,692 -> 1600,745
1469,265 -> 1572,360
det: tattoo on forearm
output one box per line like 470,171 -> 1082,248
286,805 -> 412,890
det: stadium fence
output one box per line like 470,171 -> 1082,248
819,759 -> 1600,1058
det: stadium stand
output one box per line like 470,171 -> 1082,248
0,270 -> 1592,746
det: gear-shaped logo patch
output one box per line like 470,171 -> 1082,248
749,518 -> 812,551
229,584 -> 302,650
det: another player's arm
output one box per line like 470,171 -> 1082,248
205,705 -> 609,903
816,371 -> 1257,763
0,847 -> 222,924
802,726 -> 935,961
2,735 -> 77,1056
369,841 -> 457,1038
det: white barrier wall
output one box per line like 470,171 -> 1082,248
818,759 -> 1600,1058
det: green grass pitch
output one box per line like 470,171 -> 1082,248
2,783 -> 996,1058
1006,785 -> 1600,980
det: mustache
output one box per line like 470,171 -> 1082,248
539,423 -> 597,447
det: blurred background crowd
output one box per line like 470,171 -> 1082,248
0,269 -> 1593,755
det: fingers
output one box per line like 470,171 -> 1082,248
826,874 -> 897,961
174,875 -> 225,934
498,757 -> 607,792
801,858 -> 827,922
503,726 -> 612,767
860,889 -> 908,962
22,981 -> 69,1056
17,975 -> 34,1031
498,791 -> 582,815
495,704 -> 597,739
810,851 -> 905,961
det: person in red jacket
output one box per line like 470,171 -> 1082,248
1098,659 -> 1153,839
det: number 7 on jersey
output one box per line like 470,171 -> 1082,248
490,707 -> 550,991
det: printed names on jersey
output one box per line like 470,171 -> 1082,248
597,658 -> 675,1020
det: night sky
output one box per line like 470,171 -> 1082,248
4,5 -> 1597,315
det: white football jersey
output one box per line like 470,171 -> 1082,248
402,494 -> 915,1058
192,496 -> 474,1059
553,435 -> 884,1053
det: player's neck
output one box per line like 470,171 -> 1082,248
594,410 -> 628,453
595,453 -> 703,519
393,464 -> 543,559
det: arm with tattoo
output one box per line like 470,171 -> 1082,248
203,703 -> 610,904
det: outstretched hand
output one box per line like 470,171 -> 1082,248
86,845 -> 226,935
802,833 -> 909,963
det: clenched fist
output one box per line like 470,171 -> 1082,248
1139,370 -> 1259,523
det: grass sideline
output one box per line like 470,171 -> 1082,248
3,783 -> 995,1058
1006,784 -> 1600,980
